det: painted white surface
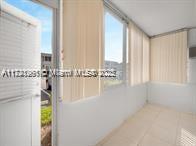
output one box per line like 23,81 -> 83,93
189,59 -> 196,83
111,0 -> 196,36
147,82 -> 196,113
0,99 -> 31,146
188,28 -> 196,47
58,84 -> 147,146
32,97 -> 41,146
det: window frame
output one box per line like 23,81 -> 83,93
104,7 -> 128,89
32,0 -> 61,146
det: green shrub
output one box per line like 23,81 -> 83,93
41,106 -> 52,126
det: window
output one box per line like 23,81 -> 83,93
45,56 -> 51,62
104,11 -> 126,88
48,56 -> 51,61
45,56 -> 48,61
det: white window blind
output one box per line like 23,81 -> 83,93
0,11 -> 40,101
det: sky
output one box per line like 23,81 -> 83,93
105,12 -> 123,63
5,0 -> 123,63
6,0 -> 52,53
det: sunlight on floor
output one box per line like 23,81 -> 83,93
181,129 -> 196,146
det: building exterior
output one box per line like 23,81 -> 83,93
41,53 -> 52,90
41,53 -> 52,70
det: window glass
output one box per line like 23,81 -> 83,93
104,12 -> 124,88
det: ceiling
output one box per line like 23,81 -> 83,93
111,0 -> 196,36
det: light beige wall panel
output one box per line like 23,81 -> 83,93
143,34 -> 150,83
128,23 -> 150,86
62,0 -> 103,101
83,1 -> 103,98
150,31 -> 187,84
62,0 -> 78,102
129,24 -> 143,86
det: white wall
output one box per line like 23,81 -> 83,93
58,84 -> 147,146
189,59 -> 196,83
188,28 -> 196,47
147,82 -> 196,113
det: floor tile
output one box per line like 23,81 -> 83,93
96,104 -> 196,146
114,120 -> 148,144
148,124 -> 176,145
101,133 -> 137,146
138,134 -> 173,146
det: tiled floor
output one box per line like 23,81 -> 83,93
97,104 -> 196,146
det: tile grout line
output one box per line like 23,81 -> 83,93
175,112 -> 181,146
137,107 -> 162,146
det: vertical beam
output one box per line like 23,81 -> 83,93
123,22 -> 127,83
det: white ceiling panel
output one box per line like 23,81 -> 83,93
111,0 -> 196,36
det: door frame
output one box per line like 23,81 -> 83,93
31,0 -> 61,146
